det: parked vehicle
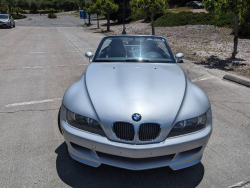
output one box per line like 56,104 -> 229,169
58,35 -> 212,171
186,1 -> 204,9
0,14 -> 15,28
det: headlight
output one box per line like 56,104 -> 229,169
66,109 -> 106,136
167,112 -> 207,138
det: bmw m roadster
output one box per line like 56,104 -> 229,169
58,35 -> 212,170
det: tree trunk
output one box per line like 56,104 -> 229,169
97,14 -> 99,29
232,13 -> 239,59
88,13 -> 91,26
107,12 -> 110,31
151,13 -> 155,35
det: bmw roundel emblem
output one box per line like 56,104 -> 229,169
132,113 -> 141,122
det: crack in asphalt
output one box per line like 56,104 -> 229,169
0,108 -> 59,114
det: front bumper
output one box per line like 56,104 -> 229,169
0,22 -> 10,27
60,107 -> 212,170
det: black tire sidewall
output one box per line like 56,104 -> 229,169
58,107 -> 62,134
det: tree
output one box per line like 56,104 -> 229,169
17,0 -> 30,10
12,6 -> 23,14
83,1 -> 93,25
110,0 -> 131,23
6,0 -> 17,13
30,0 -> 39,12
203,0 -> 250,59
96,0 -> 118,31
0,0 -> 9,13
130,0 -> 168,35
49,7 -> 56,14
87,3 -> 101,28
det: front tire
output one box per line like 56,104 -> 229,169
13,23 -> 15,28
58,107 -> 62,134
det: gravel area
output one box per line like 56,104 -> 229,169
87,21 -> 250,78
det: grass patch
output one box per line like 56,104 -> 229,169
155,12 -> 233,28
11,14 -> 27,20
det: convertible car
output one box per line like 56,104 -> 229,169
58,35 -> 212,170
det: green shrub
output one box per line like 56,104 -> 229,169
130,11 -> 148,21
239,11 -> 250,36
155,11 -> 234,28
11,14 -> 27,20
48,13 -> 57,19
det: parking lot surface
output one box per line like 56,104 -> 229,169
0,14 -> 250,187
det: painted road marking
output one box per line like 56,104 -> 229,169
6,98 -> 62,107
22,64 -> 88,69
229,180 -> 250,188
30,51 -> 79,54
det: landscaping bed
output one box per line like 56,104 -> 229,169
86,20 -> 250,78
11,14 -> 27,20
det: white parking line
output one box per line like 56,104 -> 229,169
22,64 -> 88,69
6,98 -> 62,107
228,180 -> 250,188
30,51 -> 79,54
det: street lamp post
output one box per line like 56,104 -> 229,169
122,0 -> 126,34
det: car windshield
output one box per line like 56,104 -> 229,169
194,1 -> 202,4
92,36 -> 175,63
0,15 -> 8,19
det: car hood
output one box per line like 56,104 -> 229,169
86,62 -> 186,143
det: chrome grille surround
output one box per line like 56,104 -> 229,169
138,123 -> 162,141
112,122 -> 135,141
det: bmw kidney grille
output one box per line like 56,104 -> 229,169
112,122 -> 161,141
138,123 -> 161,141
112,122 -> 135,141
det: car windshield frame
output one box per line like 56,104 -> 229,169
0,15 -> 9,19
92,35 -> 176,63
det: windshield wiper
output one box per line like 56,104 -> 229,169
125,59 -> 154,62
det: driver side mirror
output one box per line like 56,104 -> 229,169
175,53 -> 184,63
85,51 -> 93,62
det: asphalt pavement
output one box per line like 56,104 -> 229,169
0,14 -> 250,187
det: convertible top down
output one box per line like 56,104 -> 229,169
58,35 -> 212,170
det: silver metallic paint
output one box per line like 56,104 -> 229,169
61,35 -> 212,170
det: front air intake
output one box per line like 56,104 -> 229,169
138,123 -> 161,141
112,122 -> 135,141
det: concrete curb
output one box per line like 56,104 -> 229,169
223,75 -> 250,87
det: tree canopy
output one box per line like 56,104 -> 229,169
203,0 -> 250,58
130,0 -> 169,35
96,0 -> 118,31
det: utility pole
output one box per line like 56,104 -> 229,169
122,0 -> 126,34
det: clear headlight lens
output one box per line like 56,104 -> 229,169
167,112 -> 207,138
66,109 -> 106,136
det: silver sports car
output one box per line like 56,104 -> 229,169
58,35 -> 212,170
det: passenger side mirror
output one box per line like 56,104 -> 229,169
85,51 -> 93,62
175,53 -> 184,63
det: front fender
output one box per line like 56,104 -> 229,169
173,76 -> 211,125
62,74 -> 99,122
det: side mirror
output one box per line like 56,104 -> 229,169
175,53 -> 184,63
85,51 -> 93,62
